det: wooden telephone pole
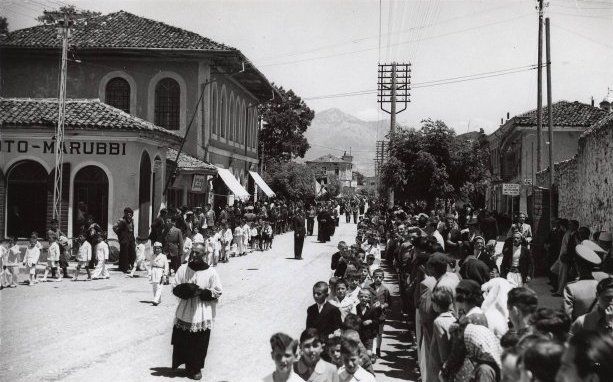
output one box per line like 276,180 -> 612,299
536,0 -> 544,173
546,17 -> 555,225
52,14 -> 74,224
377,62 -> 411,209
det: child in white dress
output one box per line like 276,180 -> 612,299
91,234 -> 110,279
129,236 -> 149,278
212,227 -> 222,266
42,234 -> 61,282
4,237 -> 21,287
22,235 -> 41,285
0,238 -> 9,288
221,223 -> 233,262
73,234 -> 92,281
234,223 -> 245,256
150,242 -> 169,306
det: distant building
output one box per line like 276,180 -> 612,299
306,153 -> 353,189
487,100 -> 607,216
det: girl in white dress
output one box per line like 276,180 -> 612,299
150,242 -> 169,306
242,221 -> 251,253
221,223 -> 233,261
22,234 -> 41,285
91,234 -> 110,279
73,234 -> 92,281
42,234 -> 61,282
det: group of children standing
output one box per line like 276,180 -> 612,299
268,235 -> 390,381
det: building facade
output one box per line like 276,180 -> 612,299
0,11 -> 277,238
487,101 -> 607,216
306,153 -> 354,190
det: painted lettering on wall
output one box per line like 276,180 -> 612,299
0,140 -> 127,156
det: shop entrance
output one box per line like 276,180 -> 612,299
6,160 -> 48,238
73,166 -> 109,235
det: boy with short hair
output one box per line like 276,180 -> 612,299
306,281 -> 343,339
338,338 -> 376,382
328,279 -> 357,321
262,332 -> 302,382
294,328 -> 339,381
42,233 -> 61,282
22,234 -> 41,285
355,288 -> 382,356
129,236 -> 149,278
370,268 -> 391,356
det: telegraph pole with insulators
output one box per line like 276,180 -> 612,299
378,62 -> 411,208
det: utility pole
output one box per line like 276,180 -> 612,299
546,17 -> 555,225
377,62 -> 411,209
52,14 -> 74,224
536,0 -> 544,173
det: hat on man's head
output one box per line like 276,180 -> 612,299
124,207 -> 133,214
153,242 -> 163,248
581,239 -> 607,254
599,231 -> 612,242
575,244 -> 601,265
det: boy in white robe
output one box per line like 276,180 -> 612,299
22,235 -> 41,285
91,235 -> 110,279
73,234 -> 92,281
42,234 -> 61,282
129,237 -> 149,277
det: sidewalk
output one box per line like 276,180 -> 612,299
373,260 -> 420,382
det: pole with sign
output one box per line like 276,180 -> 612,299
503,183 -> 520,219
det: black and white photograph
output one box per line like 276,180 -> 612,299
1,0 -> 613,381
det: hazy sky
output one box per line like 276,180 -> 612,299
3,0 -> 613,135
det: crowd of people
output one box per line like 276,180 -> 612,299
264,200 -> 613,382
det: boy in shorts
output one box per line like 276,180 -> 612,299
370,268 -> 391,356
73,234 -> 92,281
23,234 -> 41,285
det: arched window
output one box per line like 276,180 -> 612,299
229,94 -> 235,141
105,77 -> 131,113
210,85 -> 218,136
220,89 -> 227,138
155,78 -> 180,130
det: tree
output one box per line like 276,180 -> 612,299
37,5 -> 101,24
380,120 -> 489,208
263,159 -> 315,202
0,16 -> 8,37
258,85 -> 314,162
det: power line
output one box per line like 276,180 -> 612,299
554,23 -> 613,50
259,13 -> 533,68
305,64 -> 538,101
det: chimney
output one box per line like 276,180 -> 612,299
506,112 -> 510,120
501,118 -> 504,125
601,88 -> 613,113
591,97 -> 595,107
342,152 -> 353,163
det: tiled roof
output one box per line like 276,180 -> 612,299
581,112 -> 613,140
1,11 -> 235,52
167,148 -> 216,172
515,101 -> 607,127
308,154 -> 348,163
0,98 -> 181,139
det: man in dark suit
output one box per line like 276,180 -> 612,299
501,231 -> 533,285
293,210 -> 306,260
306,281 -> 343,339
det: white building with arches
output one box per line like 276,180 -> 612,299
1,10 -> 277,219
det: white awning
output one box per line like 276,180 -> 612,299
216,167 -> 250,200
249,171 -> 276,197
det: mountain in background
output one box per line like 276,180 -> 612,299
303,108 -> 386,176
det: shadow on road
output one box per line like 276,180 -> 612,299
150,367 -> 185,378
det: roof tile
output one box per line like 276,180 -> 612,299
1,11 -> 235,51
0,97 -> 181,140
515,101 -> 607,127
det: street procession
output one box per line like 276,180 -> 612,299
1,1 -> 613,382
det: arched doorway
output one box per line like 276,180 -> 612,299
73,166 -> 109,235
138,151 -> 152,237
6,160 -> 48,238
152,156 -> 162,218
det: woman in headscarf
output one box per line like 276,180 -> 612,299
481,278 -> 513,339
171,243 -> 222,380
463,324 -> 502,382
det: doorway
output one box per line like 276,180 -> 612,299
73,165 -> 109,235
6,160 -> 48,238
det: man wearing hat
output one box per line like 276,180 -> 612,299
564,244 -> 601,321
113,207 -> 136,273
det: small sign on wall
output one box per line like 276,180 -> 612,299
192,174 -> 208,192
502,183 -> 520,196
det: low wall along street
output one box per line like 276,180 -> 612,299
538,115 -> 613,232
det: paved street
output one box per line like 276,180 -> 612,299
1,221 -> 359,382
1,219 -> 561,382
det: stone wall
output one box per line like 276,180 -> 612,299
537,114 -> 613,232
